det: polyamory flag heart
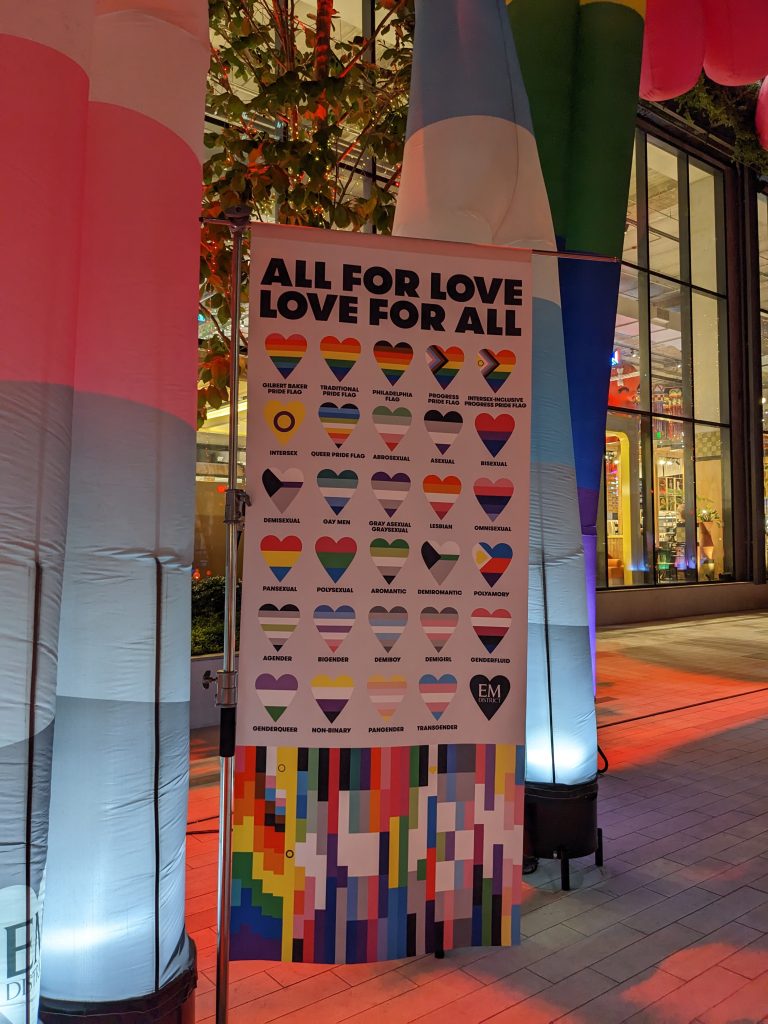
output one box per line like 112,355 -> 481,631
426,344 -> 464,390
473,542 -> 512,588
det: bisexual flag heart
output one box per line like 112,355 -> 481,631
258,604 -> 300,651
419,674 -> 457,721
370,538 -> 409,584
264,333 -> 306,379
319,402 -> 359,448
368,606 -> 407,652
424,410 -> 463,454
317,469 -> 358,515
422,474 -> 461,520
420,607 -> 458,652
315,536 -> 357,582
255,673 -> 298,722
264,400 -> 305,444
373,405 -> 412,452
311,674 -> 354,723
320,335 -> 361,382
473,477 -> 514,521
471,608 -> 512,654
427,345 -> 464,390
470,674 -> 510,720
260,535 -> 302,581
475,413 -> 515,457
367,676 -> 407,720
421,541 -> 460,584
262,468 -> 303,513
374,340 -> 413,385
371,472 -> 410,518
474,542 -> 512,588
313,605 -> 355,652
479,348 -> 516,393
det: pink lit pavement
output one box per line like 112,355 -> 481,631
187,612 -> 768,1023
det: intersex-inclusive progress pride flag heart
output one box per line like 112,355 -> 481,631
317,469 -> 358,515
367,676 -> 407,720
311,674 -> 354,723
426,345 -> 464,390
260,535 -> 302,581
368,606 -> 407,652
371,472 -> 410,518
262,468 -> 303,513
475,413 -> 515,457
313,605 -> 355,652
473,477 -> 513,521
315,536 -> 357,582
419,674 -> 457,721
419,607 -> 458,652
370,538 -> 409,584
255,673 -> 298,722
373,405 -> 412,451
471,608 -> 512,653
319,402 -> 360,448
258,604 -> 300,651
478,348 -> 516,393
264,333 -> 306,379
421,541 -> 460,584
374,340 -> 413,385
424,410 -> 463,454
320,335 -> 360,381
422,474 -> 461,520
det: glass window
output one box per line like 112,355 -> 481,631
649,275 -> 691,419
653,417 -> 696,583
692,291 -> 728,424
600,411 -> 653,587
689,159 -> 724,293
610,268 -> 647,412
647,139 -> 681,281
694,424 -> 732,581
623,143 -> 639,266
757,193 -> 768,312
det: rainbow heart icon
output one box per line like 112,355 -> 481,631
424,409 -> 463,454
367,676 -> 407,720
319,402 -> 360,449
320,335 -> 361,382
264,333 -> 307,379
475,412 -> 515,457
260,535 -> 302,581
313,604 -> 356,652
315,536 -> 356,582
373,405 -> 412,452
478,348 -> 516,393
421,541 -> 460,584
255,673 -> 298,722
471,608 -> 512,654
262,468 -> 303,513
317,469 -> 358,516
370,537 -> 409,584
371,472 -> 410,518
419,607 -> 458,652
422,474 -> 461,520
368,606 -> 408,652
311,674 -> 354,723
264,400 -> 305,444
426,345 -> 464,390
374,340 -> 413,385
474,542 -> 512,588
473,477 -> 514,521
258,604 -> 300,651
419,674 -> 457,721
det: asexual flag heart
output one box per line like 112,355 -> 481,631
426,345 -> 464,390
475,413 -> 515,457
262,468 -> 303,513
313,605 -> 355,652
311,674 -> 354,723
317,469 -> 358,515
421,541 -> 460,584
422,474 -> 461,520
260,535 -> 302,581
315,536 -> 356,582
370,538 -> 409,584
368,606 -> 407,652
419,607 -> 458,652
424,410 -> 463,454
419,674 -> 457,721
474,542 -> 512,588
470,674 -> 510,720
320,335 -> 360,382
367,676 -> 407,720
255,673 -> 298,722
471,608 -> 512,654
473,477 -> 513,521
258,604 -> 300,651
373,405 -> 412,452
478,348 -> 516,393
319,402 -> 359,448
264,333 -> 306,379
374,340 -> 413,385
371,472 -> 410,518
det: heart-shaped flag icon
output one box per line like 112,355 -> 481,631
367,676 -> 407,720
419,674 -> 457,721
368,606 -> 408,652
264,333 -> 307,380
260,535 -> 302,581
424,410 -> 463,454
421,541 -> 460,584
475,413 -> 515,457
370,538 -> 409,584
262,468 -> 303,513
320,335 -> 361,382
473,542 -> 512,588
422,474 -> 461,520
426,345 -> 464,390
315,536 -> 357,582
319,402 -> 360,449
471,608 -> 512,654
470,674 -> 510,720
311,674 -> 354,723
373,405 -> 412,452
374,340 -> 413,385
419,607 -> 458,652
371,472 -> 410,518
258,604 -> 300,651
255,673 -> 298,722
478,348 -> 516,393
313,605 -> 355,652
317,469 -> 358,516
473,477 -> 514,521
264,400 -> 305,444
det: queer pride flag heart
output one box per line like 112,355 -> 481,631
475,413 -> 515,457
370,538 -> 409,584
319,402 -> 359,448
262,468 -> 303,513
478,348 -> 516,393
474,542 -> 512,588
264,400 -> 305,444
420,607 -> 458,652
320,335 -> 361,381
374,340 -> 413,385
419,674 -> 457,721
422,475 -> 461,520
258,604 -> 300,651
367,676 -> 407,720
315,536 -> 356,582
260,535 -> 302,581
421,541 -> 460,584
470,674 -> 510,720
473,477 -> 514,521
368,606 -> 407,652
311,674 -> 354,723
255,673 -> 298,722
317,469 -> 358,516
313,605 -> 355,652
373,405 -> 412,452
264,333 -> 306,379
424,410 -> 463,454
427,345 -> 464,390
371,472 -> 410,518
471,608 -> 512,654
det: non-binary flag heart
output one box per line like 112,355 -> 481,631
315,536 -> 357,582
258,604 -> 300,651
421,540 -> 460,584
367,675 -> 407,720
264,400 -> 305,444
313,605 -> 355,652
311,674 -> 354,723
423,409 -> 463,454
318,402 -> 360,448
419,674 -> 457,721
473,477 -> 514,521
254,673 -> 299,722
260,535 -> 302,581
373,405 -> 412,451
316,469 -> 358,515
475,412 -> 515,457
370,538 -> 409,584
371,471 -> 410,518
265,332 -> 307,379
319,335 -> 361,381
471,608 -> 512,654
470,674 -> 510,721
422,474 -> 461,520
262,467 -> 303,513
478,348 -> 516,393
373,340 -> 413,385
368,606 -> 408,652
419,607 -> 458,652
474,542 -> 512,588
426,344 -> 464,390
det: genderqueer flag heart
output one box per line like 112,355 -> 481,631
478,348 -> 516,393
320,335 -> 361,381
419,674 -> 457,721
473,477 -> 514,521
319,402 -> 360,448
311,674 -> 354,723
470,674 -> 510,721
473,542 -> 512,588
475,412 -> 515,457
258,604 -> 300,651
313,604 -> 355,652
422,474 -> 461,520
255,673 -> 298,722
260,535 -> 302,581
317,469 -> 358,515
315,536 -> 356,582
426,344 -> 464,390
373,405 -> 412,452
471,608 -> 512,654
262,468 -> 303,513
374,340 -> 413,385
419,607 -> 458,652
371,472 -> 410,518
368,606 -> 407,652
264,333 -> 307,379
370,538 -> 409,584
367,675 -> 407,720
421,541 -> 460,584
424,409 -> 463,454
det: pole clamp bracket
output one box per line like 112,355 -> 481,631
215,669 -> 238,708
224,488 -> 251,529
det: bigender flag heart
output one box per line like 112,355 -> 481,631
313,605 -> 355,652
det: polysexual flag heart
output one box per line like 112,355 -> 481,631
421,541 -> 460,584
426,345 -> 464,390
471,608 -> 512,654
320,335 -> 361,381
371,472 -> 410,518
373,405 -> 412,452
260,535 -> 302,581
311,674 -> 354,723
478,348 -> 516,393
419,674 -> 457,721
470,674 -> 510,720
475,412 -> 515,457
368,606 -> 407,652
315,536 -> 357,582
313,605 -> 355,652
419,607 -> 458,652
254,673 -> 298,722
262,468 -> 303,513
319,402 -> 360,448
258,604 -> 300,651
264,400 -> 305,444
473,477 -> 514,521
264,333 -> 307,379
367,676 -> 407,720
374,340 -> 413,385
473,542 -> 512,588
317,469 -> 358,516
424,409 -> 463,454
422,474 -> 461,520
370,538 -> 409,584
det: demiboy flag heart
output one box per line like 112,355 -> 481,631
320,335 -> 361,381
317,469 -> 358,515
315,536 -> 357,582
473,477 -> 513,521
313,605 -> 355,652
255,673 -> 298,722
264,333 -> 307,379
260,535 -> 302,581
424,409 -> 463,454
474,542 -> 512,588
368,606 -> 407,652
262,468 -> 303,513
374,340 -> 413,385
258,604 -> 300,651
475,412 -> 515,457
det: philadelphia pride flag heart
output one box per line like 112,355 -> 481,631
265,333 -> 306,379
311,674 -> 354,723
474,542 -> 512,588
260,535 -> 302,581
473,477 -> 513,521
258,604 -> 300,651
367,676 -> 407,720
478,348 -> 516,393
427,345 -> 464,389
421,541 -> 460,584
315,536 -> 356,582
475,412 -> 514,457
371,472 -> 410,518
262,468 -> 303,513
370,538 -> 409,584
419,674 -> 457,721
317,469 -> 358,515
313,605 -> 355,652
424,409 -> 463,454
319,402 -> 359,448
368,606 -> 407,652
320,335 -> 360,381
255,673 -> 298,722
373,405 -> 412,452
422,474 -> 461,520
471,608 -> 512,654
374,340 -> 413,385
420,607 -> 458,652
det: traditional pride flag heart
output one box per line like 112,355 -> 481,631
264,333 -> 307,379
258,604 -> 300,651
478,348 -> 516,393
367,675 -> 407,720
313,604 -> 355,652
311,674 -> 354,723
371,472 -> 410,518
368,606 -> 407,652
260,535 -> 302,581
419,607 -> 458,652
255,673 -> 298,722
474,542 -> 512,588
264,400 -> 305,444
424,409 -> 463,454
421,541 -> 460,584
320,335 -> 361,382
475,412 -> 515,458
373,405 -> 412,452
262,468 -> 303,513
426,344 -> 464,390
315,536 -> 356,582
473,477 -> 514,521
470,674 -> 510,721
374,340 -> 413,385
419,674 -> 457,721
319,402 -> 359,448
317,469 -> 358,516
471,608 -> 512,654
370,538 -> 409,584
422,474 -> 461,520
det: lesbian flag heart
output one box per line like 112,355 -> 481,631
367,675 -> 407,720
313,605 -> 355,652
260,535 -> 302,581
424,409 -> 463,454
315,536 -> 357,582
371,472 -> 410,518
478,348 -> 516,393
311,674 -> 354,723
471,608 -> 512,654
475,412 -> 515,457
421,541 -> 460,584
419,607 -> 458,652
422,474 -> 461,520
319,402 -> 360,448
370,538 -> 409,584
419,674 -> 457,721
427,344 -> 464,390
374,340 -> 413,385
264,333 -> 306,379
320,335 -> 361,381
373,405 -> 412,451
368,606 -> 407,652
317,469 -> 358,515
258,604 -> 300,651
473,542 -> 512,588
473,477 -> 513,521
255,673 -> 298,722
262,468 -> 303,513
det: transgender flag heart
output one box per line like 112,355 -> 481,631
368,606 -> 407,652
255,673 -> 298,722
473,477 -> 513,521
373,405 -> 412,451
474,542 -> 512,588
471,608 -> 512,654
311,674 -> 354,723
367,676 -> 407,720
315,536 -> 356,582
419,607 -> 458,652
313,605 -> 355,652
419,674 -> 457,721
320,335 -> 361,381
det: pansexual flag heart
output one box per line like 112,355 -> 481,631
473,477 -> 514,521
255,673 -> 298,722
471,608 -> 512,654
478,348 -> 516,393
315,536 -> 357,582
475,412 -> 515,457
424,409 -> 463,454
474,542 -> 512,588
311,674 -> 354,723
420,607 -> 458,652
319,402 -> 360,448
317,469 -> 358,515
370,538 -> 409,584
264,333 -> 307,379
371,472 -> 410,518
260,535 -> 302,581
367,675 -> 407,720
262,468 -> 303,513
419,674 -> 457,721
368,606 -> 407,652
264,400 -> 305,444
258,604 -> 300,651
422,474 -> 461,520
313,604 -> 355,652
426,345 -> 464,390
374,340 -> 413,385
421,541 -> 460,584
320,335 -> 361,381
373,405 -> 412,451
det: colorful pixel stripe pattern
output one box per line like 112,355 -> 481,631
231,743 -> 524,963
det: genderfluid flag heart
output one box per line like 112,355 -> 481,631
471,608 -> 512,654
